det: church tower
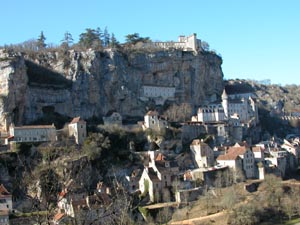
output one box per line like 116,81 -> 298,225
221,89 -> 229,119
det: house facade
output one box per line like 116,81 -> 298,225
190,139 -> 214,168
194,89 -> 258,125
0,210 -> 9,225
217,143 -> 256,179
7,124 -> 56,143
139,151 -> 178,202
216,154 -> 243,172
103,112 -> 122,126
68,117 -> 87,145
228,143 -> 256,179
143,111 -> 168,130
0,185 -> 12,212
196,104 -> 225,123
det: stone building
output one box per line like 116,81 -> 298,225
142,33 -> 201,53
143,111 -> 168,130
7,123 -> 56,144
139,151 -> 178,202
217,143 -> 256,179
68,117 -> 87,145
195,89 -> 258,124
190,139 -> 214,168
103,111 -> 122,126
0,184 -> 12,212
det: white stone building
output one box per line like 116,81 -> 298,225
196,104 -> 225,123
103,111 -> 122,126
141,85 -> 175,105
139,151 -> 179,202
217,153 -> 243,173
143,111 -> 168,130
68,117 -> 87,145
217,143 -> 256,179
252,146 -> 265,163
7,123 -> 56,143
190,139 -> 214,168
142,33 -> 201,53
194,89 -> 258,125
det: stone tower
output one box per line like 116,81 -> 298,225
221,89 -> 228,119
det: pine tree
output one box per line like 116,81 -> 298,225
110,33 -> 119,48
103,27 -> 110,47
79,28 -> 102,50
37,31 -> 46,50
61,31 -> 73,48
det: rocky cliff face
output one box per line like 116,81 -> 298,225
0,48 -> 223,128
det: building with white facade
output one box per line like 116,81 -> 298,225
142,33 -> 201,53
217,143 -> 256,179
194,89 -> 258,125
143,111 -> 168,130
190,139 -> 214,168
141,85 -> 176,105
139,151 -> 179,202
68,117 -> 87,145
7,123 -> 56,143
195,104 -> 225,123
0,210 -> 9,225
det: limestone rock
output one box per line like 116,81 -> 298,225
0,48 -> 224,127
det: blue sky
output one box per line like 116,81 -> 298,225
1,0 -> 300,85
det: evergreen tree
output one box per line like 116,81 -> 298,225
103,27 -> 110,47
110,33 -> 119,48
60,31 -> 73,48
37,31 -> 46,50
125,33 -> 150,45
79,28 -> 102,50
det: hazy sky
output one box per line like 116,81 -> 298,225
1,0 -> 299,85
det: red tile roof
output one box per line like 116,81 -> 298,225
58,190 -> 67,197
0,184 -> 10,197
217,153 -> 240,161
155,153 -> 165,161
146,111 -> 159,116
53,213 -> 65,222
227,146 -> 247,156
70,117 -> 81,124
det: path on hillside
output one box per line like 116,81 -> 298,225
170,210 -> 226,225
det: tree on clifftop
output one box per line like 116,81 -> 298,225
109,33 -> 119,48
125,33 -> 150,45
60,31 -> 73,48
79,28 -> 102,50
37,31 -> 47,50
